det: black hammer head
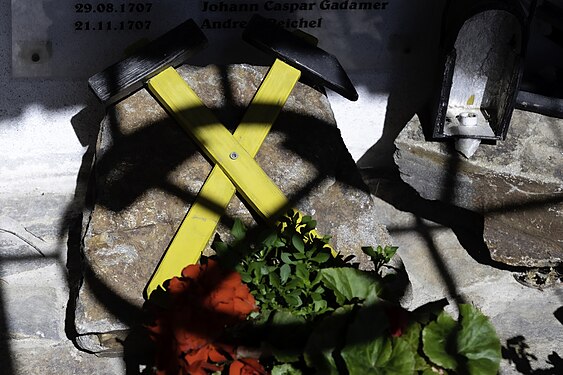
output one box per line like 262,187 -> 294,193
243,15 -> 358,101
88,19 -> 207,104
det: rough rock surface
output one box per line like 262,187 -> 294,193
74,64 -> 391,353
393,110 -> 562,267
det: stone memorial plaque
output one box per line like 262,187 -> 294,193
11,0 -> 194,77
193,0 -> 396,71
11,0 -> 425,79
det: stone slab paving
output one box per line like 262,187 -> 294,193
0,256 -> 126,373
364,180 -> 563,374
9,340 -> 125,374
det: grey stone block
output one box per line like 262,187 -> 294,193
393,111 -> 563,267
9,341 -> 125,375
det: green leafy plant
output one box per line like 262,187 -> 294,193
214,210 -> 344,320
362,245 -> 398,276
197,209 -> 501,374
422,304 -> 501,374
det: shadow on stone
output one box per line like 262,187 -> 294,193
360,164 -> 530,274
0,287 -> 15,375
555,307 -> 563,326
502,335 -> 563,374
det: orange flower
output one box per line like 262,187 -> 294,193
229,358 -> 267,375
146,259 -> 259,374
182,343 -> 225,374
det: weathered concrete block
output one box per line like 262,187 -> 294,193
393,110 -> 562,267
74,64 -> 391,353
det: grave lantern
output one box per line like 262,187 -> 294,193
427,0 -> 536,157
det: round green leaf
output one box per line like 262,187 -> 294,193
304,305 -> 353,375
457,304 -> 501,375
422,311 -> 458,370
422,305 -> 501,374
342,305 -> 415,374
320,268 -> 381,304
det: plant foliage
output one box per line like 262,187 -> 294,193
214,210 -> 343,320
423,305 -> 501,374
148,209 -> 501,374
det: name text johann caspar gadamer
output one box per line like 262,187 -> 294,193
201,1 -> 389,29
